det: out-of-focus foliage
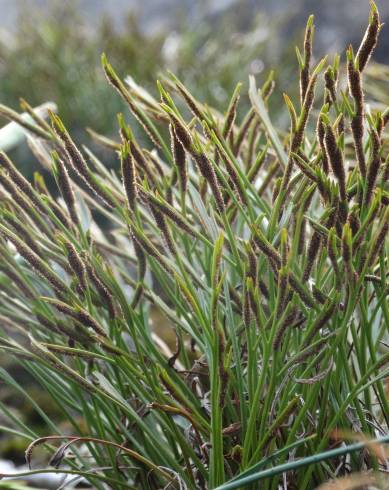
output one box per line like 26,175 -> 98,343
0,4 -> 163,141
365,62 -> 389,108
0,2 -> 288,149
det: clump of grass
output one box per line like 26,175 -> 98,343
0,3 -> 388,489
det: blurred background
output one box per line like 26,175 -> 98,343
1,0 -> 389,478
1,0 -> 389,173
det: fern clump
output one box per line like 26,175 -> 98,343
0,4 -> 388,489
